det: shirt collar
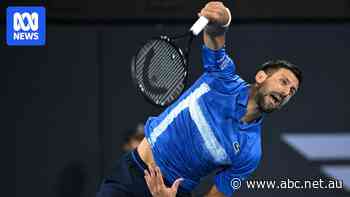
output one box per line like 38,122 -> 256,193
236,85 -> 265,129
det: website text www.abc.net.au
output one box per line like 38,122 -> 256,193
230,177 -> 344,190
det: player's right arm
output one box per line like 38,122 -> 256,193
199,1 -> 231,50
199,2 -> 243,95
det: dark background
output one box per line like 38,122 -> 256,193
4,0 -> 350,196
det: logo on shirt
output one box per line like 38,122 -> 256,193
218,55 -> 230,70
6,6 -> 46,46
233,141 -> 240,155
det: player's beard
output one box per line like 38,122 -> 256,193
255,86 -> 284,114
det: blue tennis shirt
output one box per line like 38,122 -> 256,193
144,45 -> 263,196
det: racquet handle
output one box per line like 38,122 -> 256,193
190,16 -> 209,36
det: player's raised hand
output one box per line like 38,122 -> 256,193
198,1 -> 231,27
144,166 -> 183,197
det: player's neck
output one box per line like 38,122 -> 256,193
241,85 -> 262,123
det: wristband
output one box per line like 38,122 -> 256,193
204,7 -> 231,36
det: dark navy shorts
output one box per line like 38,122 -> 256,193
96,149 -> 192,197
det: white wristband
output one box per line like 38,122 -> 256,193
222,7 -> 232,28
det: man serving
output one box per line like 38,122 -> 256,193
97,1 -> 302,197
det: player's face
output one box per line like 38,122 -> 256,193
255,68 -> 299,113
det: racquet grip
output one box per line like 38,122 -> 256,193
190,16 -> 209,36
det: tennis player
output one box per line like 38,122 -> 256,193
97,1 -> 302,197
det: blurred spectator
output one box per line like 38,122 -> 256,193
122,123 -> 145,152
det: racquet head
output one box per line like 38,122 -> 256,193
131,36 -> 188,107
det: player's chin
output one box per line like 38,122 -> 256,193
260,100 -> 279,113
261,106 -> 276,113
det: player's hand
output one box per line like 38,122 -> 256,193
198,1 -> 231,27
144,166 -> 183,197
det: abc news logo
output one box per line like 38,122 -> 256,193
13,12 -> 39,40
7,7 -> 46,46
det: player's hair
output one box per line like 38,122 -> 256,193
256,60 -> 303,85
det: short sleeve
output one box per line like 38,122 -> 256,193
202,45 -> 247,94
214,155 -> 260,197
202,45 -> 236,79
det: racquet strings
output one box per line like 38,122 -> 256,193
134,39 -> 186,106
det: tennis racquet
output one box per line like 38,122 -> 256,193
131,16 -> 209,107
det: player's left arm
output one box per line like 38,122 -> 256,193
205,168 -> 255,197
144,165 -> 183,197
205,185 -> 226,197
207,153 -> 260,197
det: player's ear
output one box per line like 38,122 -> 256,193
255,70 -> 268,84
